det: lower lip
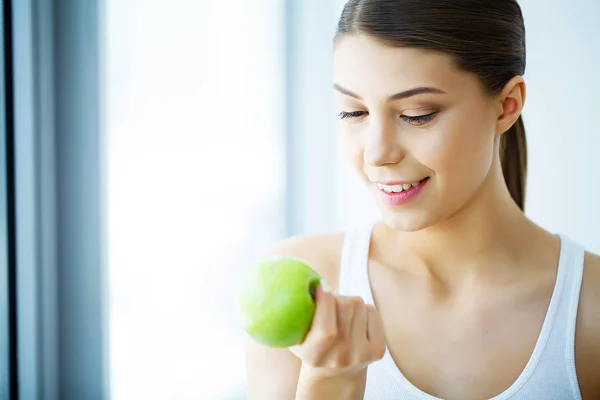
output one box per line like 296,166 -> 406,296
377,178 -> 429,206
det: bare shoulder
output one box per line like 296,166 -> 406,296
264,232 -> 346,291
575,251 -> 600,399
244,232 -> 346,400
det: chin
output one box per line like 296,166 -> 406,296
379,209 -> 435,232
373,192 -> 440,232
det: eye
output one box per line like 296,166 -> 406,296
400,111 -> 438,126
338,111 -> 368,120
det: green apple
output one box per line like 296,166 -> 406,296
236,255 -> 322,348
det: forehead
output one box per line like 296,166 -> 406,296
333,34 -> 477,98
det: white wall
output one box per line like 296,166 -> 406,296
326,0 -> 600,253
519,0 -> 600,252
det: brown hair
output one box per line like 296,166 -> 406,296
335,0 -> 528,210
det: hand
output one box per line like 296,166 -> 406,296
289,284 -> 386,377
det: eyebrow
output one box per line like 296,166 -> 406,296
333,83 -> 446,101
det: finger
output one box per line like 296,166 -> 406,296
336,296 -> 362,341
350,301 -> 368,342
303,284 -> 337,350
366,304 -> 386,346
347,296 -> 365,332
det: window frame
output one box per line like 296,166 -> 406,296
1,0 -> 15,398
11,0 -> 108,397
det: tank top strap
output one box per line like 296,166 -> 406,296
556,233 -> 586,399
337,222 -> 376,301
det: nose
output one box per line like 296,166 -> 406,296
363,117 -> 405,167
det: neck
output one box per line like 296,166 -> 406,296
382,164 -> 536,285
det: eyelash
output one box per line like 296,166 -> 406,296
338,111 -> 367,120
337,111 -> 438,125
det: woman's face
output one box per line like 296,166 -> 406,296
333,34 -> 502,232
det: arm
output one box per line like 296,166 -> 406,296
244,233 -> 344,400
245,339 -> 369,400
575,252 -> 600,400
295,364 -> 367,400
245,339 -> 301,400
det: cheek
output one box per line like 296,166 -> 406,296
423,114 -> 495,185
340,131 -> 367,177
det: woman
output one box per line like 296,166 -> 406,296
245,0 -> 600,399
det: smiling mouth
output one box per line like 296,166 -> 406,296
376,177 -> 429,194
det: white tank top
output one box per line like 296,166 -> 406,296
338,222 -> 585,400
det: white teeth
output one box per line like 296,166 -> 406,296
376,184 -> 403,193
377,180 -> 422,193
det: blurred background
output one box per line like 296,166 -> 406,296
106,0 -> 600,398
2,0 -> 599,399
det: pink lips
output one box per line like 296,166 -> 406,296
377,178 -> 429,206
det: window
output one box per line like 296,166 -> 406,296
106,1 -> 286,398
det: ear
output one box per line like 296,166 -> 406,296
495,75 -> 526,136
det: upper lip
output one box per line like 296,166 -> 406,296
374,178 -> 428,185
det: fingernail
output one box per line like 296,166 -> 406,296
320,279 -> 331,293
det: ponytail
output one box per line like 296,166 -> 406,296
500,115 -> 527,211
